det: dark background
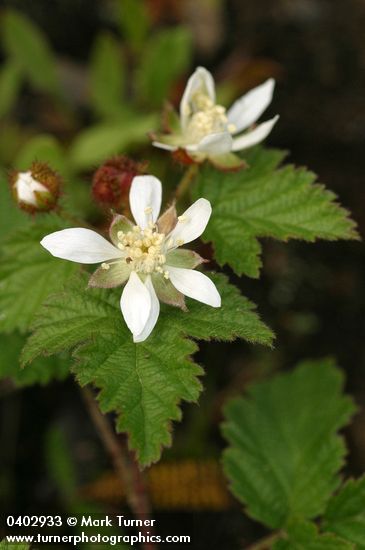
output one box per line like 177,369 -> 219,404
0,1 -> 364,548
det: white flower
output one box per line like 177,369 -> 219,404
40,175 -> 221,343
152,66 -> 279,168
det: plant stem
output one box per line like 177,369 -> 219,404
81,386 -> 156,550
175,164 -> 198,201
246,532 -> 280,550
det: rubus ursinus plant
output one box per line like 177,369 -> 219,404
0,6 -> 363,549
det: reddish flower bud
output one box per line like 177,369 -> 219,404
92,156 -> 147,209
9,162 -> 61,213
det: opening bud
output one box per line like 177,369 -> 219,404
9,162 -> 61,213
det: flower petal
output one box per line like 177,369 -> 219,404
227,78 -> 275,133
40,228 -> 122,264
152,140 -> 178,151
120,272 -> 151,337
231,115 -> 279,152
133,276 -> 160,343
129,175 -> 162,229
187,132 -> 233,156
168,267 -> 221,307
168,198 -> 212,246
180,67 -> 215,130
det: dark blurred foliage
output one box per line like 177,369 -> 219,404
1,0 -> 365,548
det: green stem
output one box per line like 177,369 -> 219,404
81,387 -> 156,550
175,164 -> 198,202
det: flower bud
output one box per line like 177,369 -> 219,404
92,156 -> 147,209
10,162 -> 61,213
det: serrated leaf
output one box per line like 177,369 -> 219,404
2,9 -> 60,96
0,61 -> 23,118
136,27 -> 192,106
89,32 -> 125,119
0,218 -> 79,333
192,147 -> 358,278
22,273 -> 272,466
323,476 -> 365,548
273,520 -> 353,550
222,359 -> 356,529
0,332 -> 69,387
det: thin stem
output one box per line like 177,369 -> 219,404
175,164 -> 198,202
81,386 -> 156,550
246,532 -> 280,550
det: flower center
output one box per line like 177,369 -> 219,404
116,223 -> 169,277
185,92 -> 236,142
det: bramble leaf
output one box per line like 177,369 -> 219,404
222,359 -> 356,529
323,476 -> 365,548
0,217 -> 79,333
22,273 -> 273,466
273,520 -> 353,550
192,147 -> 358,278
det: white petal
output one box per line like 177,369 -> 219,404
15,171 -> 47,206
187,132 -> 233,155
168,198 -> 211,246
129,175 -> 162,230
168,267 -> 221,307
227,79 -> 275,133
120,272 -> 151,337
133,276 -> 160,343
40,228 -> 122,264
152,141 -> 177,151
231,115 -> 279,152
180,66 -> 215,130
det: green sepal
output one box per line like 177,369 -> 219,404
209,152 -> 247,172
166,248 -> 205,269
109,213 -> 133,246
157,202 -> 178,234
88,261 -> 131,289
151,273 -> 186,310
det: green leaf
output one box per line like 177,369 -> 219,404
117,0 -> 150,52
323,476 -> 365,548
0,332 -> 69,386
0,61 -> 23,118
0,217 -> 79,333
0,170 -> 31,243
192,147 -> 359,278
89,32 -> 125,119
15,135 -> 68,176
22,273 -> 272,466
69,114 -> 157,170
273,520 -> 353,550
222,358 -> 356,529
136,27 -> 192,106
0,540 -> 30,550
2,9 -> 60,96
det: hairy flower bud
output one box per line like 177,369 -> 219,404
10,162 -> 61,213
92,156 -> 147,209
